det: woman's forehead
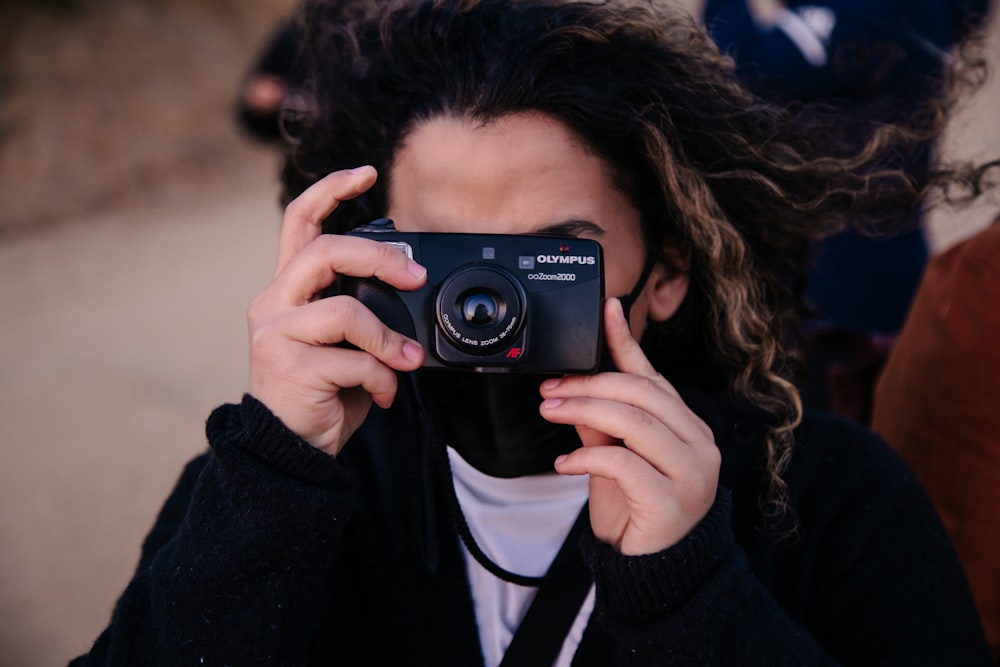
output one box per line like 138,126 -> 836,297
386,113 -> 638,238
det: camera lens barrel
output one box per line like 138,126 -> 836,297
436,265 -> 526,354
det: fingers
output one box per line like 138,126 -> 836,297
248,316 -> 417,451
554,444 -> 665,498
554,444 -> 700,556
545,297 -> 720,555
256,294 -> 424,369
263,233 -> 427,308
304,346 -> 407,410
539,297 -> 713,462
603,297 -> 658,377
555,441 -> 717,519
542,372 -> 711,446
539,293 -> 718,478
542,391 -> 710,481
249,166 -> 429,454
275,166 -> 379,277
257,344 -> 403,413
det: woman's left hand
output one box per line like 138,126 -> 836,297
541,297 -> 721,556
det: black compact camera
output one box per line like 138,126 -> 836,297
330,219 -> 605,373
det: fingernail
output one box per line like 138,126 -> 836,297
348,165 -> 373,174
402,341 -> 422,362
542,398 -> 564,409
541,378 -> 561,390
408,260 -> 427,279
610,296 -> 625,320
554,454 -> 568,465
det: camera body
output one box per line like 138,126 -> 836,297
333,219 -> 605,373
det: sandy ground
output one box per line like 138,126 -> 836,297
0,0 -> 294,663
0,1 -> 998,666
0,144 -> 285,665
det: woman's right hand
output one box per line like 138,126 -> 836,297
247,166 -> 428,457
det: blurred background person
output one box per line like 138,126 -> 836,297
703,0 -> 992,422
871,217 -> 1000,663
236,20 -> 306,143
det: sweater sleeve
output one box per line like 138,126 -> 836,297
585,490 -> 838,666
584,426 -> 992,665
69,395 -> 361,667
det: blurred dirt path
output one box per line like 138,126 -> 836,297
0,151 -> 282,666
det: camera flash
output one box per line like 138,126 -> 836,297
482,247 -> 495,260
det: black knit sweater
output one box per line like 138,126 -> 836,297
71,388 -> 991,666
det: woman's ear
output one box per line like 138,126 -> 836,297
647,247 -> 690,322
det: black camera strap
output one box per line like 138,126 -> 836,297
498,504 -> 593,667
409,371 -> 569,586
405,374 -> 596,662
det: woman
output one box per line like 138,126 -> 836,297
72,1 -> 992,664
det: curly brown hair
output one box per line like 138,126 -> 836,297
279,0 -> 996,516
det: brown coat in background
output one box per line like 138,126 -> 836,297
873,220 -> 1000,662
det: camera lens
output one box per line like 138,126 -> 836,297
461,291 -> 499,326
436,265 -> 525,355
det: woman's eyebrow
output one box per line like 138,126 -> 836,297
532,219 -> 606,237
